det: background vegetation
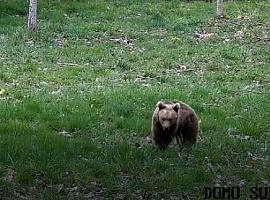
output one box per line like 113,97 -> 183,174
0,0 -> 269,199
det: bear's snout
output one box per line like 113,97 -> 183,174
162,121 -> 171,130
163,127 -> 169,131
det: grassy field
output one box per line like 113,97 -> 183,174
0,0 -> 270,199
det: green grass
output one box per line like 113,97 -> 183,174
1,0 -> 270,199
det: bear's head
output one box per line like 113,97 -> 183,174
156,101 -> 180,131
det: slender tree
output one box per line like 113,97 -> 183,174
28,0 -> 37,31
216,0 -> 224,17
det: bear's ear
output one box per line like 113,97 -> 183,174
173,103 -> 180,112
156,101 -> 165,110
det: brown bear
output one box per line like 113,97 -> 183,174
150,100 -> 199,150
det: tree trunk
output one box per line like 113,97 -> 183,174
28,0 -> 37,31
216,0 -> 224,17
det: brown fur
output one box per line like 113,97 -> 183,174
150,100 -> 199,150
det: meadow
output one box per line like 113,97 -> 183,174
0,0 -> 270,199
